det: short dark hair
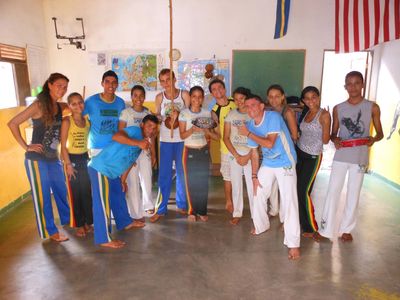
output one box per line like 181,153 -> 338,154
189,85 -> 204,97
208,78 -> 225,93
158,68 -> 175,79
233,87 -> 251,98
142,114 -> 159,125
301,86 -> 320,100
67,92 -> 83,104
245,94 -> 264,104
102,70 -> 118,82
345,71 -> 364,83
131,85 -> 146,97
266,84 -> 285,96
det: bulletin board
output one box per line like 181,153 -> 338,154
232,50 -> 306,99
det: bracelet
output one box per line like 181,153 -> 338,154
252,176 -> 258,179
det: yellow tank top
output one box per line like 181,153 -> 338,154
212,98 -> 236,154
67,116 -> 90,154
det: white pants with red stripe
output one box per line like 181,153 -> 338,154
319,160 -> 365,239
126,150 -> 154,219
229,154 -> 254,218
252,166 -> 300,248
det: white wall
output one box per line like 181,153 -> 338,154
42,0 -> 335,100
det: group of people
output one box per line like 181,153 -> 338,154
8,69 -> 383,259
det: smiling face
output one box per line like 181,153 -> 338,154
267,88 -> 285,109
233,93 -> 247,112
141,120 -> 158,139
131,89 -> 145,109
302,91 -> 320,110
68,95 -> 84,114
190,89 -> 204,110
159,72 -> 176,93
245,98 -> 265,121
210,82 -> 226,101
48,78 -> 68,101
101,76 -> 118,96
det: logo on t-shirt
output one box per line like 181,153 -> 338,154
341,109 -> 365,138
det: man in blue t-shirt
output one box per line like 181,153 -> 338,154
88,114 -> 159,248
83,70 -> 126,154
239,94 -> 301,260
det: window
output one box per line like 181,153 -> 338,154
0,43 -> 30,108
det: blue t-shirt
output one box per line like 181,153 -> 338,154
247,111 -> 297,168
88,126 -> 142,179
83,93 -> 126,149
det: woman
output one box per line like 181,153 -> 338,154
60,92 -> 93,237
266,84 -> 298,219
296,86 -> 331,240
179,86 -> 219,222
8,73 -> 71,242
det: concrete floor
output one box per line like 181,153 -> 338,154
0,171 -> 399,300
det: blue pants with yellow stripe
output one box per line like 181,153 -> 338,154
88,166 -> 132,244
155,141 -> 187,215
24,159 -> 70,239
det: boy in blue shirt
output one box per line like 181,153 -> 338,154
88,114 -> 158,248
239,94 -> 301,260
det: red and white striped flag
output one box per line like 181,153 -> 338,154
335,0 -> 400,53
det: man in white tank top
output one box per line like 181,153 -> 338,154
319,71 -> 383,242
151,69 -> 190,222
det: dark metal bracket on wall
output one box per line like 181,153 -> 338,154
52,17 -> 86,50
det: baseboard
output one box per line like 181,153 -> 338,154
370,172 -> 400,190
0,191 -> 30,218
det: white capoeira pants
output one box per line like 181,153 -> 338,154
229,155 -> 254,218
126,150 -> 154,219
319,160 -> 365,239
252,166 -> 300,248
269,180 -> 280,218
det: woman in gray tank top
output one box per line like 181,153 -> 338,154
296,86 -> 331,240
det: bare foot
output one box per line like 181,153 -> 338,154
199,215 -> 208,222
50,233 -> 69,242
100,240 -> 125,249
250,228 -> 256,235
150,213 -> 163,223
288,248 -> 300,260
230,217 -> 240,225
125,220 -> 145,230
302,232 -> 314,238
145,209 -> 155,215
340,233 -> 353,242
225,201 -> 233,214
312,232 -> 322,243
187,215 -> 196,222
84,224 -> 94,233
176,208 -> 187,216
76,227 -> 86,237
136,217 -> 145,223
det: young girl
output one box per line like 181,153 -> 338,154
223,87 -> 254,225
266,84 -> 299,219
118,85 -> 155,225
179,86 -> 219,222
296,86 -> 330,240
60,92 -> 93,237
8,73 -> 70,242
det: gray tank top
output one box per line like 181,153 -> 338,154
297,109 -> 323,155
334,99 -> 373,165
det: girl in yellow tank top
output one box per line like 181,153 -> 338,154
60,93 -> 93,237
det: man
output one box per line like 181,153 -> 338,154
319,71 -> 383,242
209,79 -> 236,214
88,115 -> 159,248
239,94 -> 300,260
151,69 -> 190,222
83,70 -> 139,247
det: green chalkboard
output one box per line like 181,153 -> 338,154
232,50 -> 305,100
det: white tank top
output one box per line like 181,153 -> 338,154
159,89 -> 186,142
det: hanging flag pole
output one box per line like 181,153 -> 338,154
274,0 -> 291,39
169,0 -> 174,138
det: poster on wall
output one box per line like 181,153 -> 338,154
109,52 -> 164,92
177,59 -> 230,104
